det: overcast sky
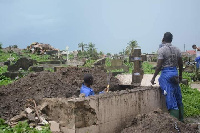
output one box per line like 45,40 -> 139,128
0,0 -> 199,54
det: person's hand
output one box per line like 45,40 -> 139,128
151,78 -> 156,85
104,87 -> 109,92
164,90 -> 167,95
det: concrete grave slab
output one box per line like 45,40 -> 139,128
40,87 -> 166,133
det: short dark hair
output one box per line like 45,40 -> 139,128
192,44 -> 196,49
163,32 -> 173,43
84,73 -> 93,85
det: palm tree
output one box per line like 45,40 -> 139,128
87,42 -> 95,50
87,42 -> 98,59
78,42 -> 87,51
99,51 -> 104,58
106,53 -> 111,57
125,40 -> 140,55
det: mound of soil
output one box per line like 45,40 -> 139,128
121,110 -> 198,133
0,67 -> 120,120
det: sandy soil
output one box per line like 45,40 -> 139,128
116,74 -> 160,86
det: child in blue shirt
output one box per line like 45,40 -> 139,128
80,73 -> 106,97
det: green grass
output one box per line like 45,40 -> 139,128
142,61 -> 155,74
0,66 -> 13,86
0,50 -> 19,62
0,118 -> 51,133
181,84 -> 200,117
83,59 -> 96,67
141,62 -> 200,117
27,54 -> 50,62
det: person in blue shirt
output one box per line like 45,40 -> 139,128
80,73 -> 106,97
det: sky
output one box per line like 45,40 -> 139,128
0,0 -> 199,54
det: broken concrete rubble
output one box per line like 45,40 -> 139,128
49,121 -> 60,132
25,107 -> 33,114
10,111 -> 27,122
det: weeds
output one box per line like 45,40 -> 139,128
181,84 -> 200,117
0,118 -> 51,133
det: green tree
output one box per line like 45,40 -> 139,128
125,40 -> 140,55
106,53 -> 111,57
87,42 -> 95,50
0,42 -> 2,49
78,42 -> 87,51
99,51 -> 104,57
13,45 -> 18,48
87,42 -> 98,59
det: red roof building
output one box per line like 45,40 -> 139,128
186,50 -> 196,55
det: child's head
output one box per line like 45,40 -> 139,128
84,73 -> 93,86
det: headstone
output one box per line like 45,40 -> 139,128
142,54 -> 147,61
130,49 -> 144,87
94,58 -> 106,66
7,58 -> 36,72
111,59 -> 123,67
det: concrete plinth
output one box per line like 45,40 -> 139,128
41,87 -> 166,133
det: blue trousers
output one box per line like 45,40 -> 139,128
195,56 -> 200,69
159,67 -> 183,110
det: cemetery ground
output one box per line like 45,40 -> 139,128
0,48 -> 200,132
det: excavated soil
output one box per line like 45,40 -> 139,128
121,110 -> 198,133
0,67 -> 120,120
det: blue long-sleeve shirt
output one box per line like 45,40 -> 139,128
80,84 -> 104,97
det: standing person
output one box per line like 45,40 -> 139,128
192,44 -> 200,71
151,32 -> 184,122
80,73 -> 107,97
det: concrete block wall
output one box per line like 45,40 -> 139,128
42,87 -> 166,133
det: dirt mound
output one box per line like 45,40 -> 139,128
0,67 -> 120,120
121,110 -> 198,133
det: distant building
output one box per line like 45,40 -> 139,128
182,48 -> 200,62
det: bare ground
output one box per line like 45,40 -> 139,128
0,67 -> 120,120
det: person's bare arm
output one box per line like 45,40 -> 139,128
151,59 -> 163,84
178,57 -> 183,81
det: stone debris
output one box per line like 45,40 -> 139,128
25,107 -> 33,114
8,101 -> 49,130
27,113 -> 35,122
49,121 -> 60,132
79,93 -> 85,98
10,111 -> 27,122
39,116 -> 49,125
35,126 -> 43,131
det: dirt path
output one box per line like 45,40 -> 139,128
191,82 -> 200,91
116,74 -> 160,86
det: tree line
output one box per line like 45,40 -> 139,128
77,40 -> 140,59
